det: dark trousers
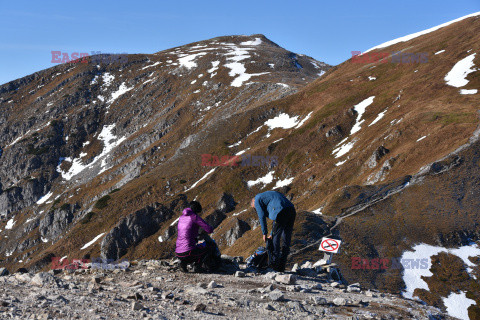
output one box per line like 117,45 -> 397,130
176,245 -> 208,271
271,206 -> 296,271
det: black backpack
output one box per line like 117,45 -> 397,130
199,234 -> 222,272
246,238 -> 273,269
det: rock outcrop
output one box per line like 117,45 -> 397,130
101,203 -> 174,260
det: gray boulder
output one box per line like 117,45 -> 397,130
269,289 -> 284,301
367,146 -> 390,168
325,125 -> 343,138
275,274 -> 296,285
333,297 -> 347,306
311,296 -> 328,305
31,272 -> 57,287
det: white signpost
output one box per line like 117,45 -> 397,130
318,237 -> 342,265
319,237 -> 342,254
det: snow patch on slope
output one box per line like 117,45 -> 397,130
401,242 -> 480,300
58,125 -> 126,180
224,45 -> 269,87
265,113 -> 300,130
102,73 -> 115,88
107,83 -> 134,104
177,52 -> 207,69
37,191 -> 53,205
247,171 -> 275,188
5,218 -> 15,230
443,291 -> 475,320
350,96 -> 375,135
460,89 -> 477,95
186,168 -> 216,192
445,53 -> 477,88
365,12 -> 480,53
273,177 -> 294,189
240,38 -> 262,46
80,233 -> 105,250
332,140 -> 356,159
369,109 -> 387,126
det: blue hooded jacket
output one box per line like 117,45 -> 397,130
254,191 -> 294,235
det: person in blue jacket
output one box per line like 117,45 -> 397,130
251,190 -> 296,272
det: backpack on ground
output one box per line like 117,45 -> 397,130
198,234 -> 222,272
246,238 -> 273,269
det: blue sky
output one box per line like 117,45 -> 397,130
1,0 -> 479,85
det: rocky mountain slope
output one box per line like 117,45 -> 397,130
0,33 -> 327,268
1,12 -> 480,319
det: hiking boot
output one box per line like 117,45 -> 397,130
179,261 -> 189,273
191,264 -> 206,273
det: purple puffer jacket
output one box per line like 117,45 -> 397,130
175,207 -> 213,254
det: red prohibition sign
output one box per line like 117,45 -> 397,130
321,239 -> 339,252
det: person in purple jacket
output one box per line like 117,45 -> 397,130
175,201 -> 215,272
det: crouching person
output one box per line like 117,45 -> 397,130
175,201 -> 220,272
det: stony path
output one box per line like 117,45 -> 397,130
0,260 -> 453,319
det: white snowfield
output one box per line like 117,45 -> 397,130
232,209 -> 248,217
332,96 -> 375,160
295,112 -> 313,128
80,233 -> 105,250
228,112 -> 311,148
332,140 -> 355,159
5,218 -> 15,230
170,217 -> 180,227
102,73 -> 115,88
186,168 -> 216,192
444,53 -> 477,88
224,45 -> 269,87
107,82 -> 134,104
460,89 -> 478,94
240,37 -> 262,46
177,52 -> 207,69
350,96 -> 375,135
141,61 -> 160,70
247,171 -> 275,188
264,113 -> 300,130
207,61 -> 220,76
58,125 -> 126,180
273,177 -> 294,189
235,147 -> 250,156
443,291 -> 476,320
401,242 -> 480,303
364,12 -> 480,53
36,191 -> 53,205
369,109 -> 387,127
